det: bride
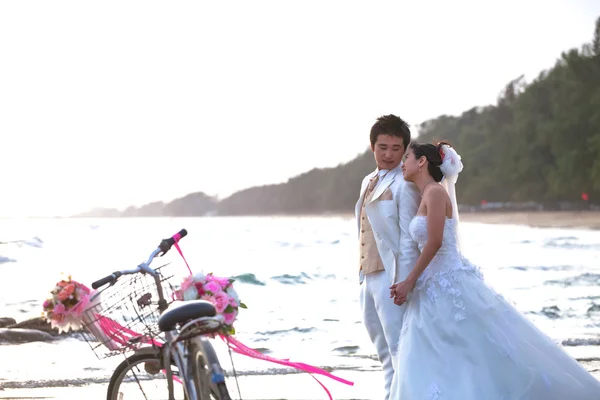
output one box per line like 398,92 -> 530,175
389,141 -> 600,399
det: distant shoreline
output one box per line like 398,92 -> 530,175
5,211 -> 600,230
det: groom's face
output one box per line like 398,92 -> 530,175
371,134 -> 405,170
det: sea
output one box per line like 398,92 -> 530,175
0,216 -> 599,396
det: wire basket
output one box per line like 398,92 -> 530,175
80,265 -> 177,359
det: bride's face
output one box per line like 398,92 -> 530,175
401,148 -> 423,181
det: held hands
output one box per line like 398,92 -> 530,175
389,278 -> 416,306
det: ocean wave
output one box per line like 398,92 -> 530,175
21,237 -> 44,248
233,273 -> 266,286
0,236 -> 43,248
251,347 -> 271,354
562,338 -> 600,346
540,306 -> 562,319
313,273 -> 337,279
544,236 -> 600,250
588,304 -> 600,313
569,295 -> 600,301
577,357 -> 600,362
506,265 -> 574,272
256,327 -> 316,335
336,353 -> 379,361
333,345 -> 359,354
271,272 -> 312,285
545,273 -> 600,287
0,256 -> 16,264
526,305 -> 579,320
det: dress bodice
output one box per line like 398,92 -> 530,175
407,215 -> 481,313
409,215 -> 460,256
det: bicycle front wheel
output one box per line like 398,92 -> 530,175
107,350 -> 186,400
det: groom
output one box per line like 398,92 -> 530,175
355,115 -> 420,399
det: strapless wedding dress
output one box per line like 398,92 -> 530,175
391,215 -> 600,399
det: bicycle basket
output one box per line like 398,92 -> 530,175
80,266 -> 177,359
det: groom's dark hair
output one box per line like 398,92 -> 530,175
370,114 -> 411,147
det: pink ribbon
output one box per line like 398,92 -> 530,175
219,334 -> 353,399
174,242 -> 192,275
97,315 -> 163,348
95,315 -> 354,398
96,315 -> 182,384
171,232 -> 192,275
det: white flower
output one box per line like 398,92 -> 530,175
183,286 -> 199,301
192,272 -> 206,281
226,286 -> 240,302
440,145 -> 463,183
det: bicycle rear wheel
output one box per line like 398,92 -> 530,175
107,350 -> 185,400
188,338 -> 231,400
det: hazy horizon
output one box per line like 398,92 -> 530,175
2,1 -> 599,217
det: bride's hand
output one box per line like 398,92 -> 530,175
391,279 -> 415,306
389,283 -> 397,299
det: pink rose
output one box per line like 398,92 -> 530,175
223,312 -> 236,325
53,303 -> 66,315
216,277 -> 230,289
63,284 -> 75,296
194,282 -> 206,296
204,281 -> 221,294
57,290 -> 71,302
43,299 -> 53,309
213,292 -> 229,313
228,297 -> 238,308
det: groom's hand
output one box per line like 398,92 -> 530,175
391,279 -> 415,306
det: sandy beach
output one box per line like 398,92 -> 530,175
460,211 -> 600,230
0,370 -> 380,400
335,210 -> 600,230
1,363 -> 598,400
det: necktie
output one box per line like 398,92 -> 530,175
366,174 -> 379,197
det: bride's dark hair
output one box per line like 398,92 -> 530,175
408,141 -> 452,182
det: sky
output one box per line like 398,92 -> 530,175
1,0 -> 599,217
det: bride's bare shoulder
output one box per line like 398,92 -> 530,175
424,184 -> 449,200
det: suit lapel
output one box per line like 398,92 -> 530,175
357,170 -> 378,207
356,169 -> 378,234
368,167 -> 400,203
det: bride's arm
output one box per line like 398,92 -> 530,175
395,181 -> 421,283
392,187 -> 447,305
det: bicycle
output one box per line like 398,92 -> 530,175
81,229 -> 232,400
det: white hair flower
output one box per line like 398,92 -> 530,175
439,144 -> 463,183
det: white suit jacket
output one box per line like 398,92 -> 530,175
355,165 -> 421,285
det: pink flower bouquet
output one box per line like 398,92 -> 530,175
174,272 -> 247,335
42,276 -> 92,333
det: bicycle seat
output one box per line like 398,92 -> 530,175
158,300 -> 217,332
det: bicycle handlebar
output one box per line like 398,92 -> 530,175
159,229 -> 187,254
91,229 -> 188,290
